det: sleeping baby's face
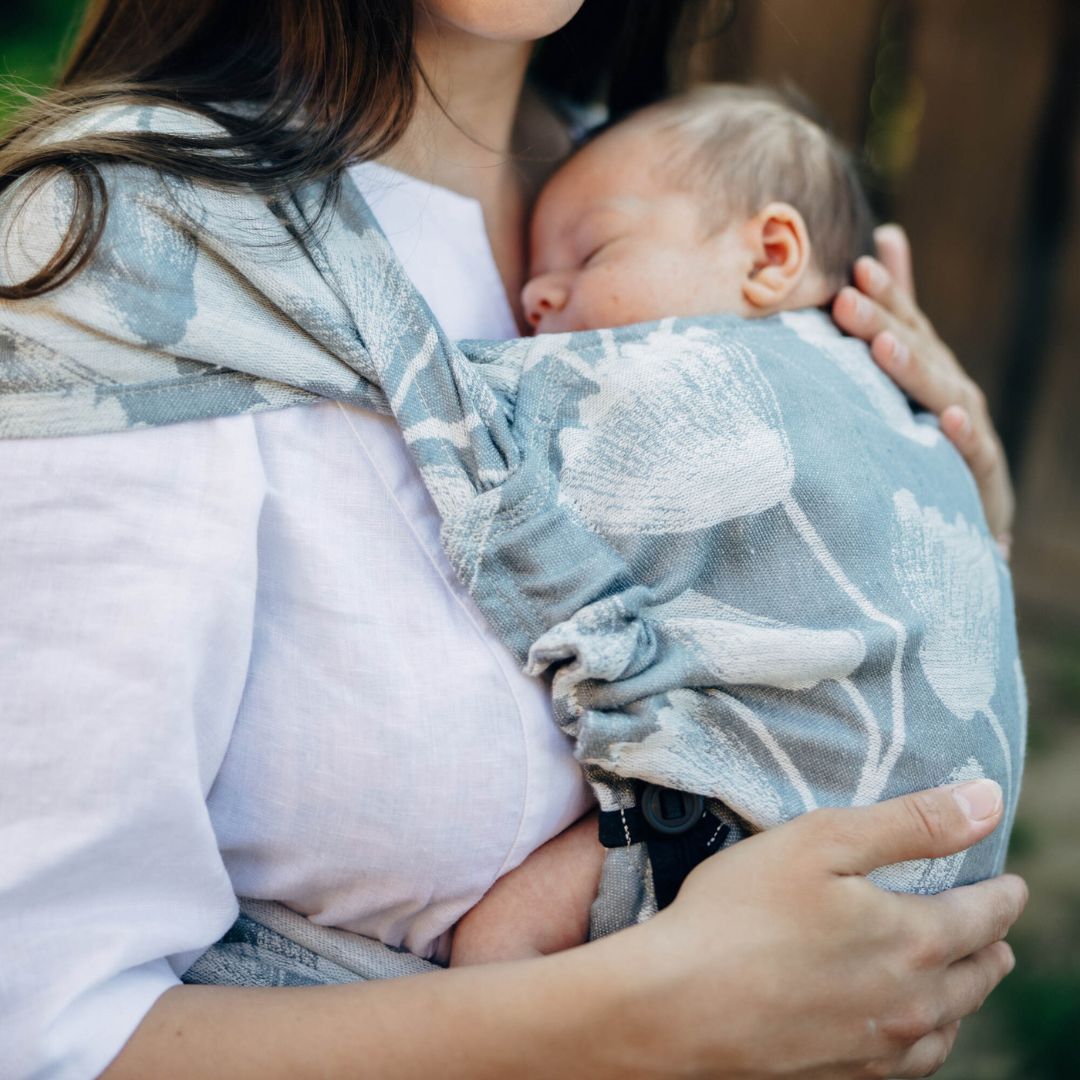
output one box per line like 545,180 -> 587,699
521,119 -> 831,335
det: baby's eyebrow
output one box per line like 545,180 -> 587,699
573,202 -> 638,244
529,202 -> 635,276
580,201 -> 637,225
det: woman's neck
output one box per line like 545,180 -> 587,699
377,15 -> 568,330
381,18 -> 529,195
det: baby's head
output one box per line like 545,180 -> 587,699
522,84 -> 875,334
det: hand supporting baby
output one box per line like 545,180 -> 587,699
449,809 -> 605,966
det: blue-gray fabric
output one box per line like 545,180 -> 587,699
181,900 -> 441,986
0,107 -> 1024,979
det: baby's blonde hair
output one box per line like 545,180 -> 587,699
639,84 -> 876,288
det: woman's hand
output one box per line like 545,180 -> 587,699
104,782 -> 1024,1080
588,780 -> 1026,1079
832,225 -> 1015,550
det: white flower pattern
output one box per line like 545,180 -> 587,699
655,592 -> 867,692
556,323 -> 794,535
891,489 -> 1013,808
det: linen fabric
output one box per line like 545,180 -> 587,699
0,154 -> 591,1079
1,106 -> 1024,1010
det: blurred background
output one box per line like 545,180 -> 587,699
2,0 -> 1077,1075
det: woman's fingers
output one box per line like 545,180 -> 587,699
834,227 -> 1017,543
873,223 -> 916,300
941,405 -> 999,482
831,286 -> 965,413
832,284 -> 904,344
865,314 -> 979,419
809,780 -> 1005,876
879,942 -> 1015,1077
938,941 -> 1016,1022
886,945 -> 1014,1076
853,253 -> 927,334
652,786 -> 1025,1080
916,879 -> 1028,966
939,405 -> 1015,545
834,282 -> 943,394
835,273 -> 1016,542
889,1021 -> 960,1078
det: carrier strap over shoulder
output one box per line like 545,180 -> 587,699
0,104 -> 1023,975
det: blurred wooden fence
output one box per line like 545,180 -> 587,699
684,0 -> 1080,621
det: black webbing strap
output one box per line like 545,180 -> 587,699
598,805 -> 649,848
598,787 -> 732,910
643,813 -> 731,909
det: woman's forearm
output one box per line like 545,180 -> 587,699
103,784 -> 1027,1080
102,948 -> 613,1080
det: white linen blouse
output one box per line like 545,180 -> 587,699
0,161 -> 592,1080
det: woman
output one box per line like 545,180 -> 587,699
0,1 -> 1025,1077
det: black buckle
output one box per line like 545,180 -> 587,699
640,784 -> 705,835
596,784 -> 730,911
597,785 -> 708,847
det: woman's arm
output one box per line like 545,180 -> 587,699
0,371 -> 1023,1080
833,224 -> 1015,547
0,417 -> 265,1079
105,782 -> 1026,1080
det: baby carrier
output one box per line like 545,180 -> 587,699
0,107 -> 1025,987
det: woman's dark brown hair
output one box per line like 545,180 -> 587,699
0,0 -> 735,300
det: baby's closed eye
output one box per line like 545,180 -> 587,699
582,242 -> 610,267
575,206 -> 634,262
581,232 -> 633,268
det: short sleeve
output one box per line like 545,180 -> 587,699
0,413 -> 265,1079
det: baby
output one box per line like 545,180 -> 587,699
521,83 -> 873,336
449,84 -> 1021,965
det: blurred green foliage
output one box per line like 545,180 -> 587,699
1050,630 -> 1080,714
997,967 -> 1080,1079
0,0 -> 83,125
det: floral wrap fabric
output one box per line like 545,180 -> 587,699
0,108 -> 1024,968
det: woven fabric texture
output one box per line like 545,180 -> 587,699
0,106 -> 1025,977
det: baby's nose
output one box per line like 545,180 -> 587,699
521,274 -> 570,329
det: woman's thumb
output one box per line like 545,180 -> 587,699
812,780 -> 1004,876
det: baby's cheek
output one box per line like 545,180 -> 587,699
609,258 -> 682,326
577,265 -> 637,329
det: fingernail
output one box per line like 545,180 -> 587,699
956,411 -> 972,438
854,294 -> 871,321
1003,943 -> 1017,974
952,779 -> 1003,821
867,261 -> 887,292
891,340 -> 909,368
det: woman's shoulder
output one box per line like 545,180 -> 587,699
0,100 -> 382,441
0,102 -> 256,282
0,99 -> 328,438
36,99 -> 238,146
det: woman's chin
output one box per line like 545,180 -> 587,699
423,0 -> 586,43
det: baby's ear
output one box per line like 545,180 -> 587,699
741,202 -> 812,311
